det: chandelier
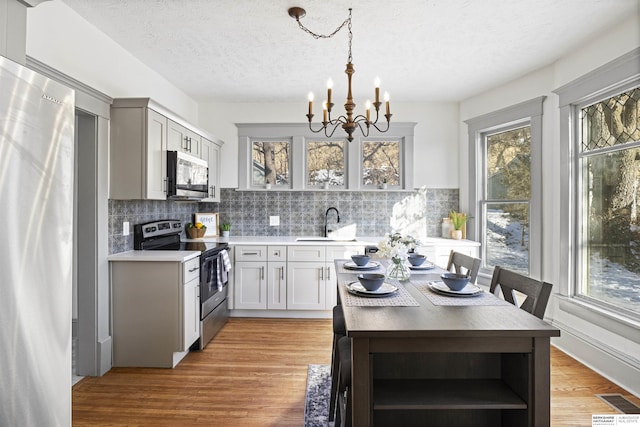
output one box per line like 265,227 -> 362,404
288,7 -> 391,142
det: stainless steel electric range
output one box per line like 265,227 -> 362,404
134,219 -> 229,349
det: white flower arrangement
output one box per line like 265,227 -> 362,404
377,232 -> 420,260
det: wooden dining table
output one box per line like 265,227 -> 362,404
334,259 -> 561,427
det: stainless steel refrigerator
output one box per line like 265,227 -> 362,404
0,55 -> 75,426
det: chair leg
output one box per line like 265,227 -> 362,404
328,332 -> 342,421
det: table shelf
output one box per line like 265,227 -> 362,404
374,378 -> 527,410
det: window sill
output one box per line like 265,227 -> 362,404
555,295 -> 640,344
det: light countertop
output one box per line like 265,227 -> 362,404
107,250 -> 200,262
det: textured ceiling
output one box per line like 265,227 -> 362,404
59,0 -> 639,103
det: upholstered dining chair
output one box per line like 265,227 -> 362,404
446,251 -> 481,283
489,266 -> 553,319
329,305 -> 346,422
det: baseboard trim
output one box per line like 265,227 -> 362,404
230,309 -> 332,319
552,319 -> 640,396
97,336 -> 112,376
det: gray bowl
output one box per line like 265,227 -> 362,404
408,254 -> 426,266
351,255 -> 371,267
357,273 -> 385,291
440,273 -> 470,291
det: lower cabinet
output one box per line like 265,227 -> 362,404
110,256 -> 200,368
287,261 -> 327,310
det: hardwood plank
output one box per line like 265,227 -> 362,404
72,318 -> 638,426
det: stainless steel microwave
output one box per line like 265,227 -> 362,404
167,151 -> 209,200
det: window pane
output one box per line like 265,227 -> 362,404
487,127 -> 531,200
306,140 -> 345,186
252,141 -> 290,186
582,147 -> 640,313
486,202 -> 529,275
362,140 -> 400,186
581,88 -> 640,152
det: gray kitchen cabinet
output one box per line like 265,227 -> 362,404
110,101 -> 167,200
415,240 -> 480,269
110,98 -> 224,200
200,137 -> 223,202
110,255 -> 200,368
168,119 -> 201,157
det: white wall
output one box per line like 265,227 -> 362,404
458,14 -> 640,395
198,101 -> 460,189
25,1 -> 198,123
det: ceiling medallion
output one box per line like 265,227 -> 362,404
288,7 -> 391,142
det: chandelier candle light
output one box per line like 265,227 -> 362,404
288,7 -> 392,142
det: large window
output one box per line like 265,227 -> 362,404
577,88 -> 640,315
466,97 -> 544,279
484,126 -> 531,274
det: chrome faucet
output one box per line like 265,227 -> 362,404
324,207 -> 340,237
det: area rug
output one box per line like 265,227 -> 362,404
303,364 -> 332,427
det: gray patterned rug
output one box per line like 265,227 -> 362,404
304,364 -> 332,427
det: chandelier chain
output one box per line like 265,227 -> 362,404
294,8 -> 353,61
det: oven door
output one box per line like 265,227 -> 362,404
200,249 -> 229,319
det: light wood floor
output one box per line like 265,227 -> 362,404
72,318 -> 638,426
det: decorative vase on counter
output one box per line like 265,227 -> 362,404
387,256 -> 411,281
451,229 -> 463,240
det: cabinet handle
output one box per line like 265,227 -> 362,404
243,251 -> 259,256
209,185 -> 214,197
320,267 -> 324,280
327,266 -> 331,280
261,266 -> 265,280
213,185 -> 216,198
280,266 -> 284,280
183,136 -> 188,151
163,177 -> 168,193
188,267 -> 199,273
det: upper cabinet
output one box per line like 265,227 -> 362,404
110,98 -> 223,200
200,137 -> 223,202
168,119 -> 201,157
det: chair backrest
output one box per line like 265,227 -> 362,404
446,251 -> 481,284
489,266 -> 553,319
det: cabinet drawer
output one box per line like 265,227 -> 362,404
235,245 -> 268,261
268,246 -> 287,261
287,245 -> 325,262
183,257 -> 200,283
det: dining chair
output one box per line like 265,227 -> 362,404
446,250 -> 481,283
335,335 -> 352,427
329,305 -> 346,422
489,266 -> 553,319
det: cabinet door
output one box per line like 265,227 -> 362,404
145,109 -> 168,200
168,120 -> 201,156
287,262 -> 326,310
200,138 -> 221,202
183,277 -> 200,351
267,261 -> 287,309
287,245 -> 325,262
234,261 -> 267,309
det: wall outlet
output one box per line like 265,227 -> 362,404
269,216 -> 280,226
123,221 -> 130,236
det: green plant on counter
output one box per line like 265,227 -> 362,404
449,210 -> 468,231
220,222 -> 231,231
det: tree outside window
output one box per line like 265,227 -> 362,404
362,140 -> 400,186
252,140 -> 290,186
306,140 -> 345,187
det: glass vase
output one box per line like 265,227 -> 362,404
387,257 -> 411,281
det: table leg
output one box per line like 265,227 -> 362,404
351,337 -> 371,427
532,336 -> 551,427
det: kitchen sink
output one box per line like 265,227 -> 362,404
295,237 -> 357,242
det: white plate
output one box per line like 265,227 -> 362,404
347,281 -> 398,297
409,261 -> 435,270
429,281 -> 483,297
344,261 -> 381,270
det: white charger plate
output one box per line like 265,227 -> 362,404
429,281 -> 482,297
347,281 -> 398,297
344,261 -> 381,270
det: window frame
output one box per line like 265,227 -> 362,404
237,122 -> 415,191
465,97 -> 545,281
554,47 -> 640,321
